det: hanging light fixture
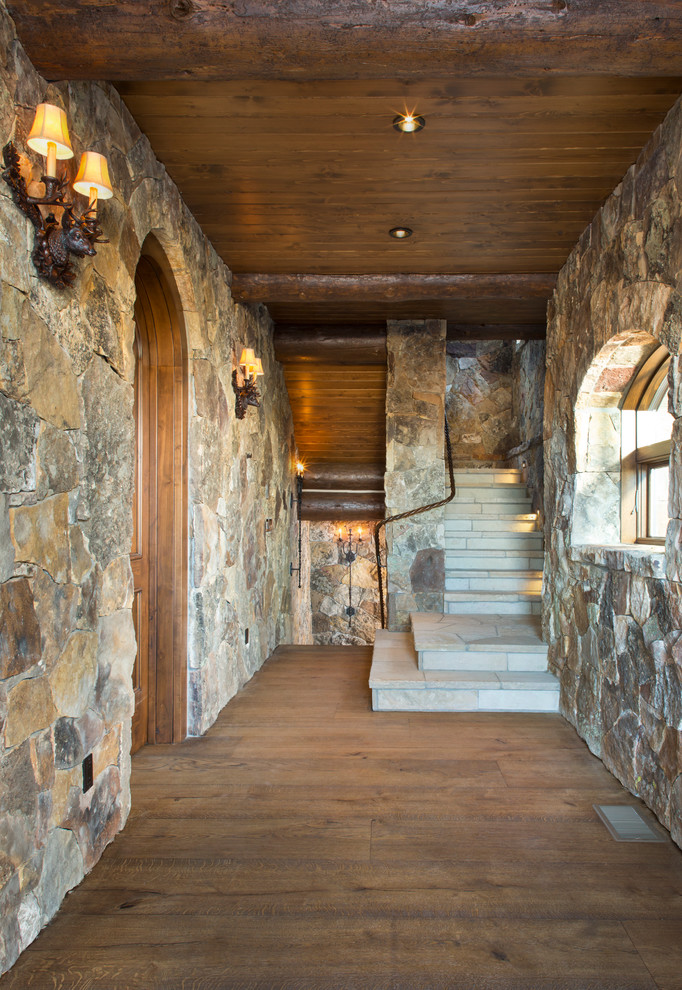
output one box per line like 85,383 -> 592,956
338,526 -> 363,627
1,103 -> 113,289
290,462 -> 305,588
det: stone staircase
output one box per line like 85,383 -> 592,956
369,468 -> 560,713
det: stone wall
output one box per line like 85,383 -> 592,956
310,520 -> 380,645
544,93 -> 682,847
385,320 -> 446,631
0,2 -> 301,974
446,340 -> 516,464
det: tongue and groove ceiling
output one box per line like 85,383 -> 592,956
8,1 -> 682,499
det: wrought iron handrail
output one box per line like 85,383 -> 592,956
374,413 -> 457,629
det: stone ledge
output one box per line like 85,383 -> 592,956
569,543 -> 665,577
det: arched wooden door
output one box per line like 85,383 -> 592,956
131,248 -> 188,752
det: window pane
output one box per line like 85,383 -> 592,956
647,463 -> 669,539
636,406 -> 673,448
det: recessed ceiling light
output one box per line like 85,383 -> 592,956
393,113 -> 426,133
389,226 -> 413,239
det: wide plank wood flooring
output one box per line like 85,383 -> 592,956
3,646 -> 682,989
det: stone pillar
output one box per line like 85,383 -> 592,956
385,320 -> 447,630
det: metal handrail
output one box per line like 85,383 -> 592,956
374,414 -> 457,629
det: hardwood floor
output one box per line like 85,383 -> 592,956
4,646 -> 682,989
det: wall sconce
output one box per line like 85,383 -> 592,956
1,103 -> 113,289
290,462 -> 304,588
338,525 -> 362,626
232,347 -> 263,419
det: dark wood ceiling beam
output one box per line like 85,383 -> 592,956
233,274 -> 557,305
447,323 -> 546,341
301,463 -> 385,491
9,1 -> 682,80
275,325 -> 386,365
300,492 -> 385,522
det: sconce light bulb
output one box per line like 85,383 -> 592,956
46,141 -> 57,179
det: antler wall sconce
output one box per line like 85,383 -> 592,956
2,103 -> 113,289
232,347 -> 263,419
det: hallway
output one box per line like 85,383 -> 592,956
3,646 -> 682,989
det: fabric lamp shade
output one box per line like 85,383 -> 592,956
239,347 -> 257,373
26,104 -> 73,159
73,152 -> 114,200
253,357 -> 264,376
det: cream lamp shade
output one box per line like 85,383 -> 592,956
73,152 -> 114,202
26,104 -> 74,160
238,347 -> 257,374
253,357 -> 264,376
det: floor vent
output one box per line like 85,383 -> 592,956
594,804 -> 666,843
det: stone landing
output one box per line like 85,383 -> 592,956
370,615 -> 559,713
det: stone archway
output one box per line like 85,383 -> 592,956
571,330 -> 661,546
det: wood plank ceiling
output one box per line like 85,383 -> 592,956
8,2 -> 682,510
118,77 -> 681,325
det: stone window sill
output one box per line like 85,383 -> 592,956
569,543 -> 666,578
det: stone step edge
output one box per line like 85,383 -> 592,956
370,632 -> 555,687
371,672 -> 560,691
444,590 -> 542,601
410,619 -> 548,655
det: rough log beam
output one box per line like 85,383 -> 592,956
9,2 -> 682,80
275,325 -> 387,365
234,274 -> 557,305
447,323 -> 546,341
302,463 -> 384,491
300,492 -> 385,522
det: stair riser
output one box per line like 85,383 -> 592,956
445,536 -> 544,551
446,556 -> 544,571
446,576 -> 542,591
446,502 -> 532,517
372,687 -> 559,713
446,518 -> 539,533
445,599 -> 542,615
453,473 -> 523,486
419,650 -> 548,671
450,487 -> 529,502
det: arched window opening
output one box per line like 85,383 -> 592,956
621,346 -> 672,545
571,330 -> 673,550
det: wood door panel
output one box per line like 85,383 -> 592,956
131,309 -> 153,755
131,248 -> 188,754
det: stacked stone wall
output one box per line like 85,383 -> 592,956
385,320 -> 446,631
310,520 -> 380,645
544,94 -> 682,847
0,2 -> 302,973
446,340 -> 517,464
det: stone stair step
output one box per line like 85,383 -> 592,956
450,485 -> 530,502
445,516 -> 539,533
421,647 -> 548,671
452,469 -> 523,486
445,534 -> 544,552
445,501 -> 533,517
444,595 -> 542,616
446,572 -> 543,592
370,631 -> 558,713
446,552 -> 545,571
411,612 -> 548,654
